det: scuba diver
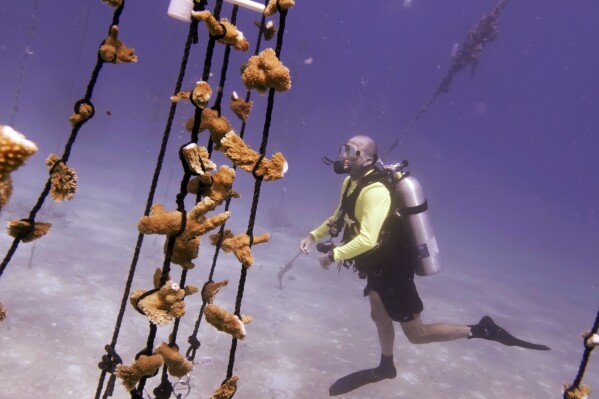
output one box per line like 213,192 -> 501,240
299,135 -> 550,396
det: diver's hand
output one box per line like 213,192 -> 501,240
319,251 -> 335,270
299,234 -> 315,254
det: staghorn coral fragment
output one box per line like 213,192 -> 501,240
171,81 -> 212,108
211,375 -> 239,399
7,219 -> 52,243
202,279 -> 229,304
130,280 -> 197,326
181,143 -> 216,175
192,11 -> 249,51
253,20 -> 277,41
153,267 -> 170,289
68,101 -> 94,127
0,302 -> 6,321
46,153 -> 77,202
0,125 -> 38,179
0,175 -> 13,209
264,0 -> 295,16
210,229 -> 270,268
241,48 -> 291,94
563,384 -> 592,399
115,354 -> 164,392
138,203 -> 183,236
204,303 -> 248,340
229,91 -> 253,122
155,342 -> 193,378
219,131 -> 288,181
99,25 -> 137,64
188,165 -> 240,205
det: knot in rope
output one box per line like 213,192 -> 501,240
153,380 -> 174,399
97,344 -> 122,373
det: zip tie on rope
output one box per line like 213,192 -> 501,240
563,309 -> 598,399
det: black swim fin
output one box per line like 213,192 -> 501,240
329,355 -> 397,396
469,316 -> 551,351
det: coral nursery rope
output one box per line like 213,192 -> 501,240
93,2 -> 207,398
563,308 -> 599,399
185,5 -> 268,364
226,5 -> 289,381
0,2 -> 126,281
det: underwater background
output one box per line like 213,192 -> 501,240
0,0 -> 598,398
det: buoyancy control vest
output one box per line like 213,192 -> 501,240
337,163 -> 442,277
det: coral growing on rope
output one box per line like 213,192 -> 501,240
241,48 -> 291,93
7,219 -> 52,242
264,0 -> 295,16
229,91 -> 253,122
0,125 -> 38,187
46,154 -> 77,202
192,10 -> 249,51
99,25 -> 137,64
116,354 -> 164,391
130,280 -> 198,326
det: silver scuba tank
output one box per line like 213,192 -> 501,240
394,171 -> 442,276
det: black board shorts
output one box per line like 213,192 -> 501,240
364,272 -> 424,322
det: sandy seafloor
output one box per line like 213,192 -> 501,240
0,176 -> 596,399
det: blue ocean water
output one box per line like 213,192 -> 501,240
0,1 -> 597,398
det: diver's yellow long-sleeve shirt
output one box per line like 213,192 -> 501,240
310,174 -> 391,261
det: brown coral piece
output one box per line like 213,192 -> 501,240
264,0 -> 295,16
139,199 -> 230,269
102,0 -> 123,7
153,268 -> 169,289
0,175 -> 13,209
115,354 -> 164,392
229,91 -> 253,122
99,25 -> 137,64
192,11 -> 249,51
211,375 -> 239,399
155,342 -> 193,378
210,229 -> 270,268
219,131 -> 288,181
130,280 -> 197,326
171,81 -> 213,109
185,108 -> 232,145
204,303 -> 249,340
0,125 -> 38,179
46,153 -> 77,202
7,219 -> 52,243
138,203 -> 184,236
202,279 -> 228,304
169,199 -> 231,270
181,143 -> 216,176
563,384 -> 592,399
188,165 -> 240,205
254,20 -> 277,41
0,302 -> 6,321
241,48 -> 291,94
68,101 -> 94,127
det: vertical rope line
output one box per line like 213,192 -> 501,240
131,0 -> 227,394
184,4 -> 269,363
564,308 -> 599,397
225,4 -> 289,381
94,3 -> 205,398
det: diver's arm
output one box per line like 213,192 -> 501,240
332,183 -> 390,260
309,176 -> 351,242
